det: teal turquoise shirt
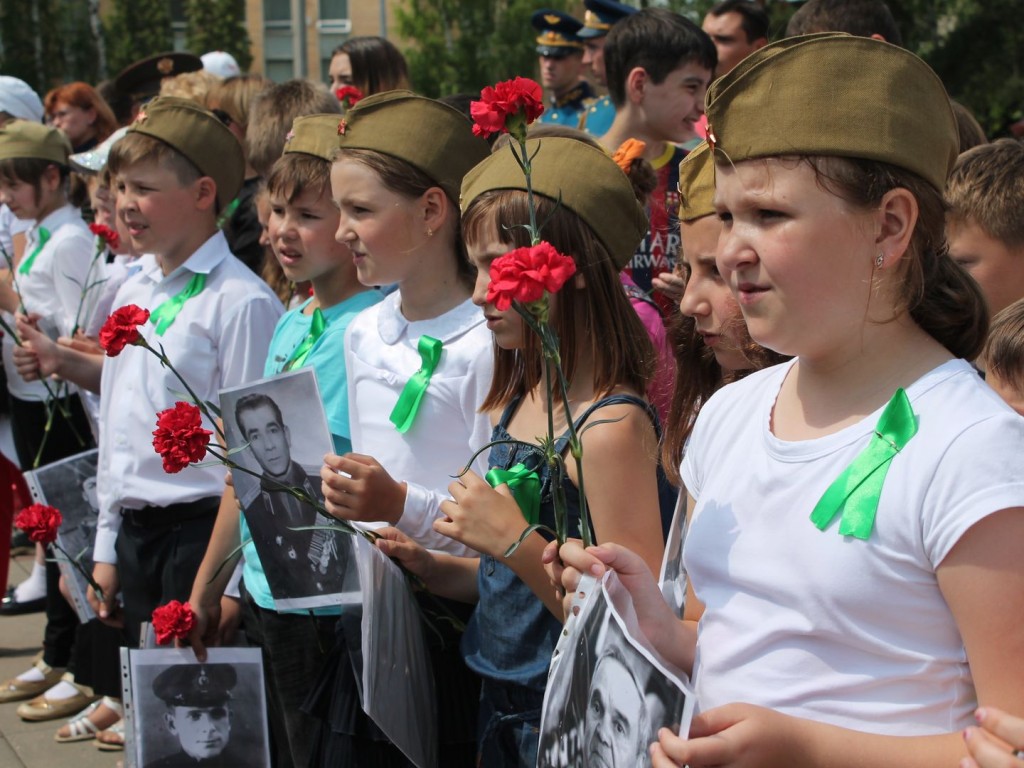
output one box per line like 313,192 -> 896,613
240,290 -> 382,612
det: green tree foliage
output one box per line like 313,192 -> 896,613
0,0 -> 100,94
184,0 -> 253,71
894,0 -> 1023,137
104,0 -> 172,76
395,0 -> 575,97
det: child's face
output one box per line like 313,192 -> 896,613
268,184 -> 351,285
331,157 -> 426,288
115,159 -> 203,263
715,157 -> 879,359
987,372 -> 1024,416
640,61 -> 712,145
679,214 -> 749,371
946,218 -> 1024,320
0,176 -> 41,220
466,226 -> 525,350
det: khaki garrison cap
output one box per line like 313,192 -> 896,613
335,91 -> 489,203
0,120 -> 71,165
461,137 -> 648,270
704,33 -> 958,192
283,114 -> 342,162
128,96 -> 244,210
677,140 -> 715,222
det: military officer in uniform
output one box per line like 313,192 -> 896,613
531,9 -> 596,127
577,0 -> 637,137
147,664 -> 245,767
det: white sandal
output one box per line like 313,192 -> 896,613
54,696 -> 123,743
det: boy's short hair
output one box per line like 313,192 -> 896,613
946,138 -> 1024,249
786,0 -> 902,46
604,8 -> 717,108
246,80 -> 340,179
265,151 -> 330,205
108,97 -> 243,211
107,131 -> 203,190
707,0 -> 770,43
983,298 -> 1024,392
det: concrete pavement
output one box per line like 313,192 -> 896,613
1,551 -> 118,768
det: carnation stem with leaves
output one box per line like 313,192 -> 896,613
16,503 -> 106,602
69,224 -> 118,338
469,78 -> 595,553
98,305 -> 376,558
0,244 -> 87,467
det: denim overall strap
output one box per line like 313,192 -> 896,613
553,392 -> 661,454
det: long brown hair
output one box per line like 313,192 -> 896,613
462,189 -> 656,411
661,304 -> 788,486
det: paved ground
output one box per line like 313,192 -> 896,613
1,551 -> 118,768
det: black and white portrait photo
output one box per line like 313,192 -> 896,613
220,369 -> 360,610
125,647 -> 270,768
538,572 -> 694,768
659,493 -> 688,619
24,448 -> 100,622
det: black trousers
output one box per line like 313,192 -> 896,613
113,499 -> 219,647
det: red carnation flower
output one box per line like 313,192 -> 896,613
89,222 -> 121,250
335,85 -> 364,108
471,77 -> 545,139
151,600 -> 196,645
152,402 -> 212,473
14,503 -> 62,544
99,304 -> 150,357
486,242 -> 577,311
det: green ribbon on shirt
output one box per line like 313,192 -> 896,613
485,463 -> 541,526
389,335 -> 443,433
149,272 -> 207,336
18,226 -> 50,274
282,307 -> 326,372
809,388 -> 918,540
216,197 -> 241,230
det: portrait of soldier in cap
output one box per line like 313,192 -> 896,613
146,663 -> 240,767
221,370 -> 359,609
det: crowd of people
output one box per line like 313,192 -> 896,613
1,0 -> 1024,766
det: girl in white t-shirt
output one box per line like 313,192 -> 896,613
551,35 -> 1024,768
308,92 -> 491,767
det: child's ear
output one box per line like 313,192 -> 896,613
421,186 -> 449,234
41,164 -> 62,191
626,67 -> 648,105
874,187 -> 917,268
194,176 -> 218,212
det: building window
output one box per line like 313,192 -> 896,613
170,0 -> 187,53
264,0 -> 294,81
317,0 -> 350,84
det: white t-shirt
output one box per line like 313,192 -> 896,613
94,233 -> 283,563
344,291 -> 493,556
681,358 -> 1024,735
1,205 -> 92,401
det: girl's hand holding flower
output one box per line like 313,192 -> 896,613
436,471 -> 526,558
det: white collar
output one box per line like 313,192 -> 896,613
376,291 -> 484,345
